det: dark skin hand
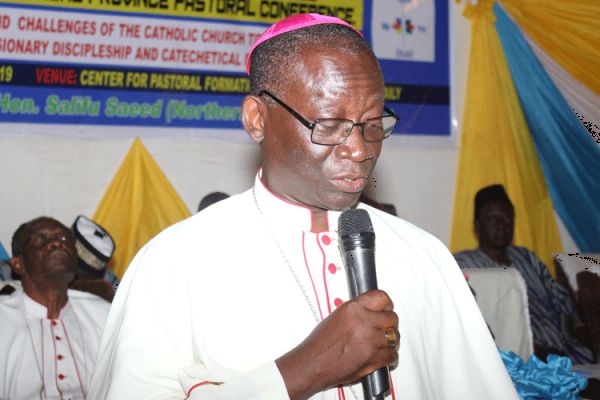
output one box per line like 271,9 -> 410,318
276,290 -> 399,400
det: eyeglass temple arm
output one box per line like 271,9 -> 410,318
258,91 -> 315,130
383,106 -> 399,119
260,90 -> 398,125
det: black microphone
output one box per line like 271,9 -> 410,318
338,209 -> 390,400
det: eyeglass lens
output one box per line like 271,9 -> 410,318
312,116 -> 397,145
28,232 -> 73,248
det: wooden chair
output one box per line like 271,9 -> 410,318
554,253 -> 600,294
577,270 -> 600,362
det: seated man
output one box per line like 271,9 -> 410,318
0,217 -> 111,399
454,184 -> 593,363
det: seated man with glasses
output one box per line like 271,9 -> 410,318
0,217 -> 110,400
89,14 -> 517,400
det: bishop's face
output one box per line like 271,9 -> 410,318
258,45 -> 385,213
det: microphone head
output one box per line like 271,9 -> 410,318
338,209 -> 374,238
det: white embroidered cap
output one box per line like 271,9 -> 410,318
72,215 -> 115,278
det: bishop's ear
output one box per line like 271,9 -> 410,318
242,95 -> 266,143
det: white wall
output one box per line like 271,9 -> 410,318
0,126 -> 460,249
0,4 -> 577,255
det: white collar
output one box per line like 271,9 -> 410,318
23,291 -> 68,320
253,171 -> 341,233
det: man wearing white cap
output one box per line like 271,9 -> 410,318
70,215 -> 119,302
89,14 -> 517,400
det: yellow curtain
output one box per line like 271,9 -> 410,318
450,0 -> 562,273
499,0 -> 600,96
93,138 -> 191,278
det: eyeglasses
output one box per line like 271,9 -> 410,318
26,232 -> 74,249
259,90 -> 399,146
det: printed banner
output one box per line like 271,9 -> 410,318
371,0 -> 435,62
1,0 -> 363,28
0,6 -> 265,71
0,0 -> 449,135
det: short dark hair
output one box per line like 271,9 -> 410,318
11,216 -> 66,257
249,24 -> 380,96
11,222 -> 29,258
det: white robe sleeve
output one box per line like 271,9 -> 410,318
88,233 -> 290,400
179,361 -> 288,399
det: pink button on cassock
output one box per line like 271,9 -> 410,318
58,374 -> 65,380
328,263 -> 337,274
322,235 -> 331,245
334,298 -> 344,307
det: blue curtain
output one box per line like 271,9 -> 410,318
0,242 -> 9,261
494,3 -> 600,252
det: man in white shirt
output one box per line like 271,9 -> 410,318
0,217 -> 110,400
89,14 -> 518,399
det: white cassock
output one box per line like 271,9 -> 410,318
0,282 -> 110,400
88,173 -> 518,400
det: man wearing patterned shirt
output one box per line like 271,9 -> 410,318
454,184 -> 593,363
